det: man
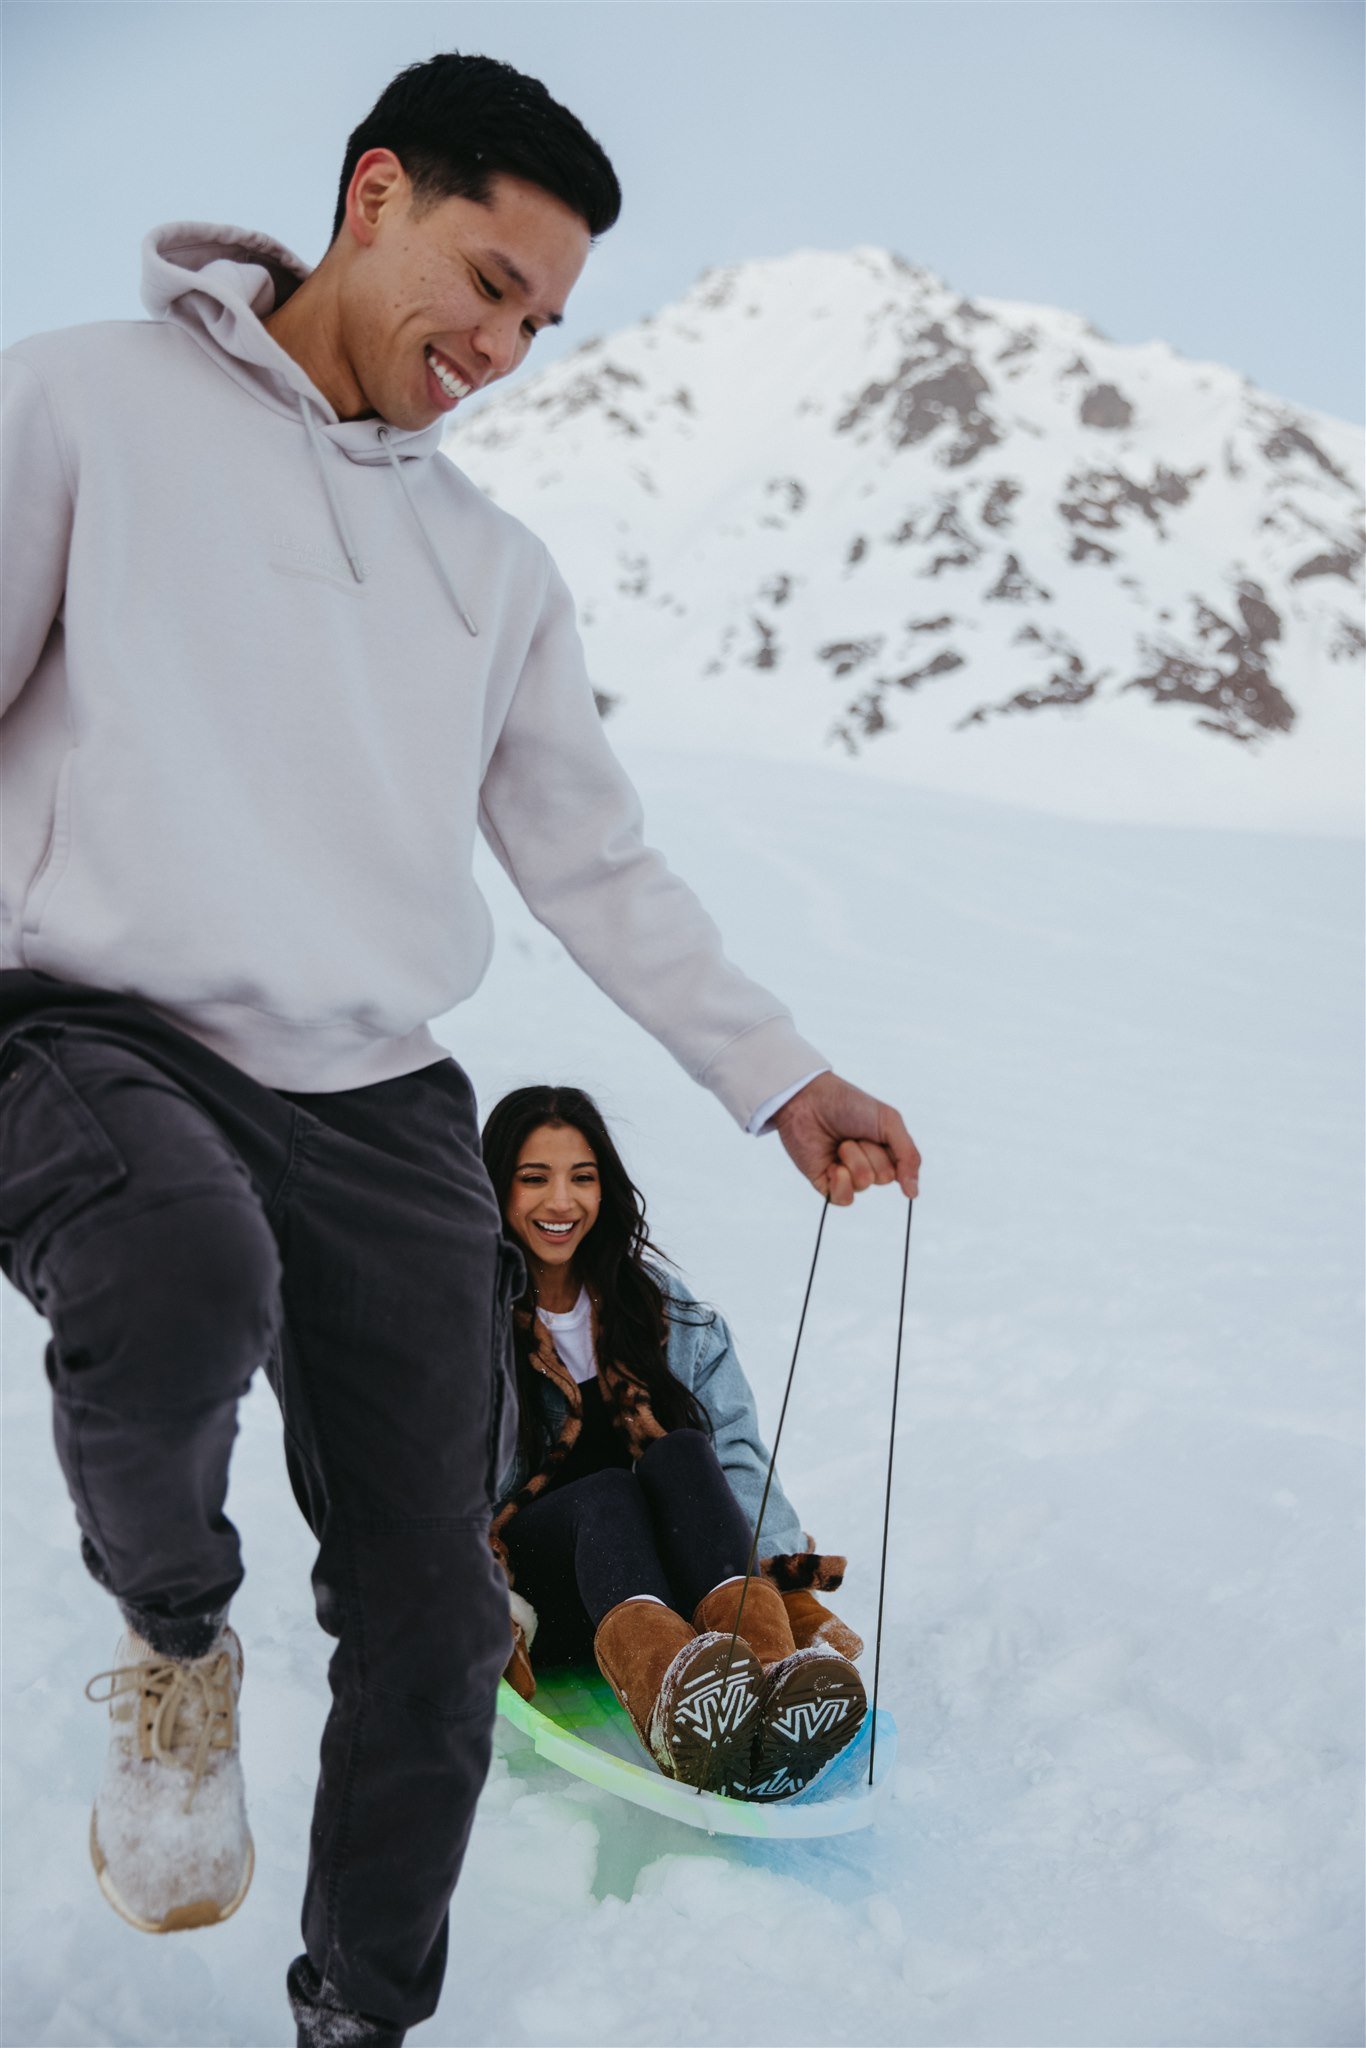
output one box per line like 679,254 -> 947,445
0,51 -> 918,2047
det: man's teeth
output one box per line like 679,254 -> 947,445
426,347 -> 471,400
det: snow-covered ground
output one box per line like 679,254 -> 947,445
2,747 -> 1361,2046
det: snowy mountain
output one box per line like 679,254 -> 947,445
450,247 -> 1364,835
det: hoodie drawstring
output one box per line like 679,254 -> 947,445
378,427 -> 479,638
296,401 -> 478,637
297,396 -> 366,586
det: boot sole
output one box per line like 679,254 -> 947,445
90,1811 -> 255,1933
748,1655 -> 867,1801
653,1633 -> 764,1794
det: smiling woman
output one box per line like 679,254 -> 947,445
479,1084 -> 869,1806
504,1120 -> 604,1299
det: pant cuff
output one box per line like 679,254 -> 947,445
81,1537 -> 230,1660
287,1956 -> 407,2047
117,1598 -> 229,1662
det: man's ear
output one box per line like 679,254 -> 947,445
343,148 -> 407,249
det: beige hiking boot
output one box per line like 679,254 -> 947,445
84,1626 -> 254,1932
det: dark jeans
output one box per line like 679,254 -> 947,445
0,970 -> 523,2029
503,1428 -> 755,1666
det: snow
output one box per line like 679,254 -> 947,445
2,748 -> 1362,2045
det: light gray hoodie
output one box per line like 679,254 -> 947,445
1,223 -> 826,1119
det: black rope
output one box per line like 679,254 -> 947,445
868,1195 -> 913,1785
697,1193 -> 831,1793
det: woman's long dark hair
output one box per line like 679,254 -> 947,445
480,1086 -> 711,1473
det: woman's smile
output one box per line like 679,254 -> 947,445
530,1217 -> 578,1243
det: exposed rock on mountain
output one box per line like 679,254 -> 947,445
451,246 -> 1363,832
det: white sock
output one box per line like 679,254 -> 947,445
622,1594 -> 668,1608
707,1575 -> 747,1596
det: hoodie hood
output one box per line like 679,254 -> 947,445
139,220 -> 475,625
140,221 -> 445,466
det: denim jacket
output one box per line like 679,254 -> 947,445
493,1269 -> 806,1559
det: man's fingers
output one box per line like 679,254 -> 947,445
776,1073 -> 922,1202
837,1139 -> 883,1192
880,1107 -> 922,1198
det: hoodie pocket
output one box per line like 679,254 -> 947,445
486,1234 -> 525,1501
20,750 -> 75,949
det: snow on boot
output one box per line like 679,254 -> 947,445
593,1596 -> 763,1793
694,1576 -> 867,1800
287,1955 -> 406,2048
84,1625 -> 253,1932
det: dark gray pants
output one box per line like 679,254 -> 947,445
0,970 -> 522,2028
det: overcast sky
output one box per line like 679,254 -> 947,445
3,0 -> 1362,423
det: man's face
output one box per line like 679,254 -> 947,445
338,156 -> 591,429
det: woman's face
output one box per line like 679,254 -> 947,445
504,1122 -> 602,1279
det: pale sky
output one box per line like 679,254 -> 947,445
3,0 -> 1363,423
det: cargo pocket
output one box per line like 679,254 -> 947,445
486,1233 -> 525,1502
0,1031 -> 128,1304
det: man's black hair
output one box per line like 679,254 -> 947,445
332,52 -> 622,242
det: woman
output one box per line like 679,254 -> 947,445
481,1084 -> 866,1801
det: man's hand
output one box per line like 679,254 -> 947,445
772,1073 -> 920,1206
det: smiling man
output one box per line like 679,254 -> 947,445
0,51 -> 917,2048
266,152 -> 587,430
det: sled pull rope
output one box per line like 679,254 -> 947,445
868,1194 -> 913,1786
698,1193 -> 832,1794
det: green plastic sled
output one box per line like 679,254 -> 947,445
496,1664 -> 896,1838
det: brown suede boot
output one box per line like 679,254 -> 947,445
781,1587 -> 864,1663
694,1575 -> 797,1667
593,1598 -> 763,1793
693,1576 -> 867,1801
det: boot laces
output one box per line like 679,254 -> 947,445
86,1648 -> 236,1813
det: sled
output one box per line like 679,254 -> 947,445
495,1665 -> 896,1839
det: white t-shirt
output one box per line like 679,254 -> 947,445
537,1288 -> 597,1385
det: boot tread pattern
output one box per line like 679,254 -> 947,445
653,1633 -> 763,1792
750,1654 -> 867,1802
